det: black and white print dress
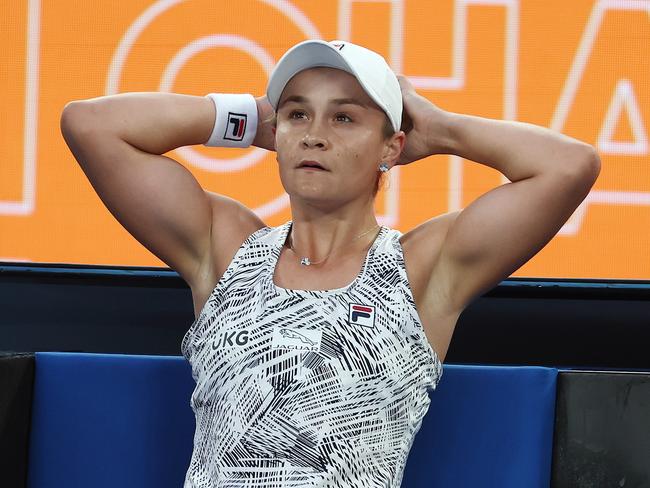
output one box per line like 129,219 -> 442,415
181,221 -> 442,488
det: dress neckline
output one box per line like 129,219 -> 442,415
267,221 -> 388,297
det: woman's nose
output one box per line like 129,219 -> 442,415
301,121 -> 329,149
301,133 -> 327,149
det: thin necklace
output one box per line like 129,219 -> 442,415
288,224 -> 380,266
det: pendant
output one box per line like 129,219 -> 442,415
300,257 -> 311,266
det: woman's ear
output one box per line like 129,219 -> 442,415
383,131 -> 406,166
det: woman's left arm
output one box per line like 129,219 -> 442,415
397,76 -> 601,311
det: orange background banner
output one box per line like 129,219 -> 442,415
1,0 -> 649,279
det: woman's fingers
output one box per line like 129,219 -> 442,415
397,74 -> 415,92
397,75 -> 415,133
400,106 -> 414,133
253,95 -> 277,151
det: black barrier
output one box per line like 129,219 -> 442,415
1,262 -> 650,369
0,352 -> 35,488
552,371 -> 650,487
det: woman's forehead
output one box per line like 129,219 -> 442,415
279,67 -> 376,107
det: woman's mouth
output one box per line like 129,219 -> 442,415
298,160 -> 328,171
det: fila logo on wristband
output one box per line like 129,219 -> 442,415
348,303 -> 375,328
204,93 -> 258,148
224,112 -> 247,141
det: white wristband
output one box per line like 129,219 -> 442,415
204,93 -> 258,148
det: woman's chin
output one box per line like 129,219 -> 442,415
287,186 -> 339,207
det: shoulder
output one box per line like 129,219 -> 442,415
400,210 -> 461,267
190,191 -> 271,290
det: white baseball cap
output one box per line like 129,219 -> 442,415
266,39 -> 402,132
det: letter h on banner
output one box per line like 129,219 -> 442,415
337,0 -> 520,217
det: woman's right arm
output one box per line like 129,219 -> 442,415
60,93 -> 267,287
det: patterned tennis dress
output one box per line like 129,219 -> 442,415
181,221 -> 442,488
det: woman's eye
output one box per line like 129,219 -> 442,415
335,113 -> 352,122
289,110 -> 307,119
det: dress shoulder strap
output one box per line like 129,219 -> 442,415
364,227 -> 443,387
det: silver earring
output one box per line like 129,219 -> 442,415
379,163 -> 389,173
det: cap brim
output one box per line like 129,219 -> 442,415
266,40 -> 355,109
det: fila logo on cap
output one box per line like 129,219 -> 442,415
348,304 -> 375,328
223,112 -> 247,141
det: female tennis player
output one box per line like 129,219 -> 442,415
61,39 -> 600,487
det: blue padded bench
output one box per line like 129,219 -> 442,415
27,353 -> 557,488
27,353 -> 196,488
403,364 -> 558,488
